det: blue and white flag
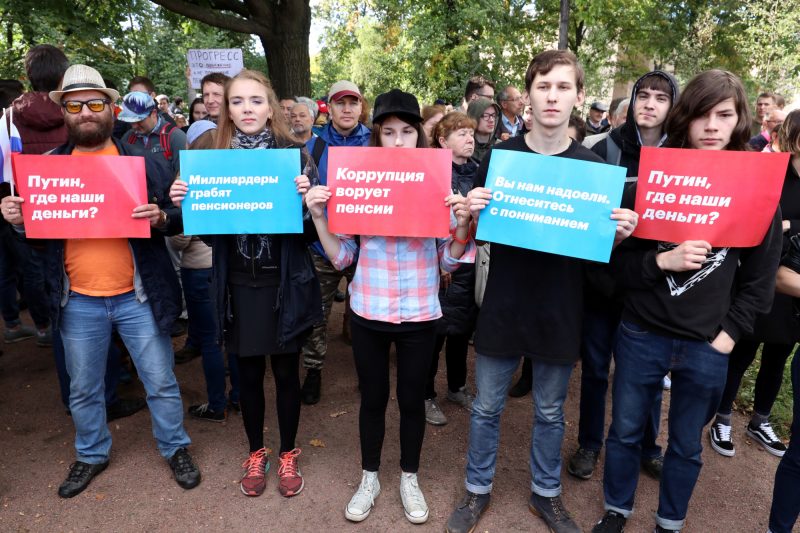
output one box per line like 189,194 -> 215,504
0,107 -> 23,186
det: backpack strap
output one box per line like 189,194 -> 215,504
159,123 -> 175,160
605,135 -> 622,167
311,136 -> 326,168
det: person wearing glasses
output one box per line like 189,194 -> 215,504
460,75 -> 496,112
1,64 -> 200,498
496,85 -> 525,140
466,97 -> 501,163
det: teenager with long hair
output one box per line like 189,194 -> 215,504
170,69 -> 322,499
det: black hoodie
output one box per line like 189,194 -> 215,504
591,71 -> 680,178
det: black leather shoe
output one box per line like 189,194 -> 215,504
58,460 -> 109,498
168,448 -> 201,489
301,369 -> 321,405
446,490 -> 491,533
106,397 -> 147,422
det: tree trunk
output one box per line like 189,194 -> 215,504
558,0 -> 569,50
258,0 -> 311,98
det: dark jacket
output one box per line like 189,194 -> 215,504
40,139 -> 182,334
203,147 -> 323,348
11,92 -> 68,155
748,163 -> 800,344
591,71 -> 680,178
438,160 -> 478,335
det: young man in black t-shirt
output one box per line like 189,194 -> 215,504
445,50 -> 638,533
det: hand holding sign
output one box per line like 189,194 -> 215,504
1,195 -> 24,226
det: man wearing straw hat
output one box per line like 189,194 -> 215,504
0,64 -> 201,498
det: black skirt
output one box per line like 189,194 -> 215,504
226,283 -> 300,357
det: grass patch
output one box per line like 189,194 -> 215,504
735,349 -> 794,440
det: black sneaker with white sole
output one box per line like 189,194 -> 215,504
746,421 -> 787,457
708,421 -> 735,457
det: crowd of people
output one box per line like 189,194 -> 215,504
0,43 -> 798,533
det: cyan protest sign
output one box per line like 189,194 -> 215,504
180,149 -> 302,235
476,149 -> 626,262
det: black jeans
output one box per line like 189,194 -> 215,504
717,340 -> 795,417
351,317 -> 436,473
236,352 -> 301,454
425,332 -> 469,399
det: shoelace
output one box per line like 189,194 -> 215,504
242,448 -> 267,477
171,451 -> 195,474
401,475 -> 425,509
352,474 -> 377,506
278,448 -> 301,478
66,462 -> 92,482
194,403 -> 210,414
715,423 -> 732,441
549,496 -> 571,522
757,422 -> 780,443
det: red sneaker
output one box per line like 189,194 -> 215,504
240,448 -> 269,496
277,448 -> 304,497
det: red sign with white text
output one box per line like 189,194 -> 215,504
327,147 -> 452,237
12,154 -> 150,239
633,147 -> 788,247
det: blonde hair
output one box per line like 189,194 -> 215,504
213,69 -> 300,149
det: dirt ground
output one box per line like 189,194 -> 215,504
0,302 -> 790,533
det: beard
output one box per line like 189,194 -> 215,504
66,112 -> 114,148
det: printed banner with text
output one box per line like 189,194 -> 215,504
187,49 -> 243,88
634,147 -> 789,247
180,149 -> 302,235
475,150 -> 626,262
326,147 -> 452,238
13,154 -> 150,239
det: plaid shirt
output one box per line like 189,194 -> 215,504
331,228 -> 475,324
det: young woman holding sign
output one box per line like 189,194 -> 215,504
169,69 -> 322,499
593,69 -> 783,533
304,89 -> 474,524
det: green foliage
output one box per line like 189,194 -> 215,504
0,0 -> 265,99
312,0 -> 800,106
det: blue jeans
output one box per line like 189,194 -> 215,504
578,306 -> 662,457
53,327 -> 120,409
181,267 -> 226,412
60,291 -> 190,463
768,353 -> 799,533
603,321 -> 728,531
466,353 -> 572,497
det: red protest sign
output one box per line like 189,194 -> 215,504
326,147 -> 452,238
633,147 -> 788,247
12,154 -> 150,239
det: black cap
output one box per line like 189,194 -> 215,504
372,89 -> 422,124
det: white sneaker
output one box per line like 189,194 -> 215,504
400,472 -> 429,524
345,470 -> 380,522
663,375 -> 672,390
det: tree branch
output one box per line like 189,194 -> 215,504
149,0 -> 267,35
208,0 -> 250,18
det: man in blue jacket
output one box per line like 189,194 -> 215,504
1,65 -> 200,498
300,80 -> 371,405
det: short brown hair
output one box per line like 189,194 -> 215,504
665,69 -> 751,151
776,109 -> 800,156
431,112 -> 476,148
128,75 -> 155,94
464,75 -> 495,101
422,105 -> 446,123
637,73 -> 673,97
201,72 -> 230,92
524,50 -> 584,93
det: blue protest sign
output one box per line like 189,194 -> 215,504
476,149 -> 626,262
180,149 -> 302,235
